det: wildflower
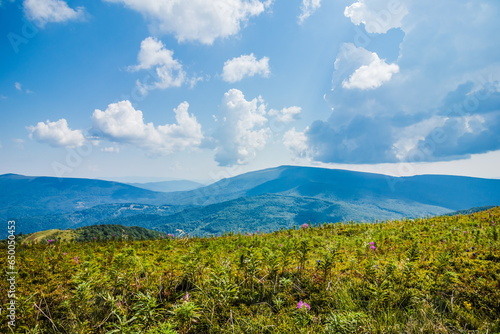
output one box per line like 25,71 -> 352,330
47,239 -> 54,243
369,241 -> 375,245
63,252 -> 67,255
167,234 -> 175,238
279,244 -> 283,247
370,245 -> 377,250
296,300 -> 310,310
301,223 -> 309,229
182,292 -> 190,302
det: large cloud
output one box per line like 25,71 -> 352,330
23,0 -> 84,27
91,100 -> 203,154
103,0 -> 271,44
292,0 -> 500,164
222,54 -> 270,83
130,37 -> 188,94
27,119 -> 86,148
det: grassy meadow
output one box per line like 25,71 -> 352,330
1,208 -> 499,333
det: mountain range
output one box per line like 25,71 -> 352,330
2,166 -> 500,237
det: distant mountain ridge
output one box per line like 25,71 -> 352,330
2,166 -> 500,237
128,180 -> 204,192
0,173 -> 171,218
157,166 -> 500,210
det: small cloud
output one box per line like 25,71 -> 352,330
222,53 -> 270,83
342,55 -> 399,90
27,119 -> 86,148
14,82 -> 34,94
335,43 -> 399,90
0,95 -> 7,100
269,106 -> 301,123
130,37 -> 190,95
298,0 -> 321,24
23,0 -> 85,28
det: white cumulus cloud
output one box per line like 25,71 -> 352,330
336,43 -> 399,90
343,56 -> 399,90
27,119 -> 86,148
222,53 -> 270,83
103,0 -> 271,44
91,100 -> 203,154
23,0 -> 85,27
344,0 -> 408,33
214,89 -> 270,166
298,0 -> 321,24
130,37 -> 187,94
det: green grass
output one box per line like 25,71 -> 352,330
19,225 -> 166,245
21,229 -> 76,245
1,208 -> 499,333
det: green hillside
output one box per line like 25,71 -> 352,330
1,208 -> 499,333
19,224 -> 166,244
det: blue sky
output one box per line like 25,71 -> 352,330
1,0 -> 499,183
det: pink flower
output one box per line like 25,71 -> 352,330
301,223 -> 309,229
370,245 -> 377,250
296,300 -> 311,310
369,241 -> 375,245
